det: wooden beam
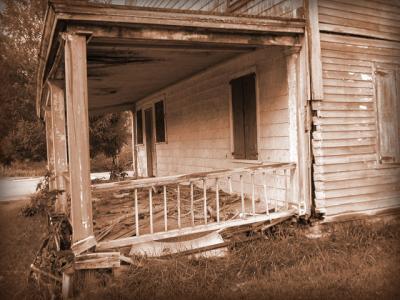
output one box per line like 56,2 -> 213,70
45,108 -> 56,191
305,0 -> 324,100
69,25 -> 301,48
48,80 -> 68,213
52,1 -> 305,34
96,209 -> 296,250
64,32 -> 96,255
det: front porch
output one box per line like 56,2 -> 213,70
37,1 -> 311,278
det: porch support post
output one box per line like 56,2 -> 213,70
64,32 -> 96,254
286,43 -> 311,215
286,46 -> 302,212
48,80 -> 68,214
44,106 -> 56,191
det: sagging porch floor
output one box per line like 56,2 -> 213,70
90,163 -> 299,256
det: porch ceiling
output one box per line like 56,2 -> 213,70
37,1 -> 305,117
86,41 -> 251,112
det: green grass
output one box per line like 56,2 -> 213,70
78,218 -> 400,300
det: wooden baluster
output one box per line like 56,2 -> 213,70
149,187 -> 153,234
251,173 -> 255,215
203,179 -> 207,224
163,185 -> 167,231
190,182 -> 194,226
285,169 -> 289,210
134,188 -> 139,236
177,184 -> 181,228
216,178 -> 220,223
263,172 -> 269,216
228,176 -> 232,194
240,174 -> 245,217
273,170 -> 278,211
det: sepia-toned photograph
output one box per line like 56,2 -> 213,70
0,0 -> 399,299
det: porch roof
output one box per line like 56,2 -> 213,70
37,0 -> 305,118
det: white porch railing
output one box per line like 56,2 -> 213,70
92,162 -> 303,250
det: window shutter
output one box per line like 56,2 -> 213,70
375,68 -> 400,163
243,74 -> 258,160
155,100 -> 166,143
231,78 -> 245,159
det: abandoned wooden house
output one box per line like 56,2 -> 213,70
36,0 -> 400,283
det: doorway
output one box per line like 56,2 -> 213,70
144,108 -> 154,177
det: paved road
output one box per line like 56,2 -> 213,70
0,171 -> 134,201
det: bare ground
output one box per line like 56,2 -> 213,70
0,199 -> 399,300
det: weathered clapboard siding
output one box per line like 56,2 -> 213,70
318,0 -> 400,42
135,47 -> 292,203
313,32 -> 400,217
110,0 -> 303,17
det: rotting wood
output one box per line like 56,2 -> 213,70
74,252 -> 121,270
64,32 -> 96,254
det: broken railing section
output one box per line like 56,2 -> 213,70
92,162 -> 304,251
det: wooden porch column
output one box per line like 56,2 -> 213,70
130,109 -> 138,178
45,108 -> 56,190
64,33 -> 96,254
285,43 -> 311,215
48,80 -> 69,214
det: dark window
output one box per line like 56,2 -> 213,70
136,109 -> 143,144
155,100 -> 166,143
230,73 -> 257,160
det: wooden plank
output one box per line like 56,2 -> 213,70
53,2 -> 305,34
96,209 -> 296,250
313,161 -> 379,174
320,32 -> 400,50
321,49 -> 400,65
315,123 -> 375,132
64,33 -> 96,254
323,78 -> 373,88
129,230 -> 225,257
313,130 -> 376,140
305,0 -> 324,99
313,145 -> 375,157
316,183 -> 400,200
321,41 -> 400,58
319,0 -> 400,22
314,167 -> 400,182
48,80 -> 68,213
319,22 -> 400,42
318,6 -> 400,29
312,116 -> 375,125
319,197 -> 400,216
314,153 -> 377,165
315,175 -> 400,191
316,110 -> 375,118
322,94 -> 373,103
312,101 -> 373,111
312,137 -> 376,148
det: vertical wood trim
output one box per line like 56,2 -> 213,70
130,108 -> 138,178
45,107 -> 56,191
305,0 -> 324,100
64,33 -> 96,254
48,80 -> 68,213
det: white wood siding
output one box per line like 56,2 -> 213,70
135,47 -> 292,203
313,32 -> 400,218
